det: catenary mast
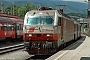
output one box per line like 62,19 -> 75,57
1,0 -> 4,13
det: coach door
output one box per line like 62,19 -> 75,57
3,24 -> 7,37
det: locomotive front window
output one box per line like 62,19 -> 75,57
27,16 -> 53,25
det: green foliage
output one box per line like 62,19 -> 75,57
4,5 -> 20,16
4,2 -> 37,19
84,24 -> 87,28
18,2 -> 37,19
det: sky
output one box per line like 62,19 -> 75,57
63,0 -> 88,3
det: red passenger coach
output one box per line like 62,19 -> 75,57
0,16 -> 16,41
0,13 -> 24,41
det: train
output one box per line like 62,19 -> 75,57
0,13 -> 23,41
23,6 -> 81,55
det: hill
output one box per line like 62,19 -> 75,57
2,0 -> 87,13
0,0 -> 88,16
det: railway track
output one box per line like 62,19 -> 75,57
0,43 -> 24,54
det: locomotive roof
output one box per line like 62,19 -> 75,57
27,10 -> 57,16
11,18 -> 24,22
0,16 -> 15,23
0,13 -> 20,19
26,10 -> 73,21
12,18 -> 24,24
0,16 -> 23,24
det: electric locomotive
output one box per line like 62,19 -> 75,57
23,6 -> 78,55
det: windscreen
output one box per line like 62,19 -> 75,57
27,16 -> 54,25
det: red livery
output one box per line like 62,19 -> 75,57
0,14 -> 23,41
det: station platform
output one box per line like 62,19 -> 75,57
46,35 -> 90,60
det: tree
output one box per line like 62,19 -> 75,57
4,2 -> 37,19
4,5 -> 20,16
18,2 -> 37,19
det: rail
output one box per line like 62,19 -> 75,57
0,43 -> 24,54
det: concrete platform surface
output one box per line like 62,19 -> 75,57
46,36 -> 90,60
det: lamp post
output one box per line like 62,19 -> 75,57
83,18 -> 84,34
12,2 -> 14,15
1,0 -> 4,13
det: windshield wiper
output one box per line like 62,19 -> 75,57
46,12 -> 54,21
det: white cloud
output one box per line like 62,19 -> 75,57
63,0 -> 88,3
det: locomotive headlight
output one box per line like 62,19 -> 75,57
26,34 -> 32,36
29,34 -> 32,36
47,34 -> 53,36
47,34 -> 50,36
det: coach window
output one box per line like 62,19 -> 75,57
4,26 -> 7,30
16,24 -> 19,30
8,25 -> 13,31
13,24 -> 15,30
20,25 -> 22,30
8,24 -> 10,30
20,26 -> 23,30
19,25 -> 21,30
12,25 -> 15,30
10,25 -> 13,30
18,25 -> 20,30
3,24 -> 7,30
11,26 -> 14,30
21,26 -> 23,30
17,26 -> 19,30
58,17 -> 61,26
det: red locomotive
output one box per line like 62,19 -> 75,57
0,14 -> 23,41
23,6 -> 81,55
